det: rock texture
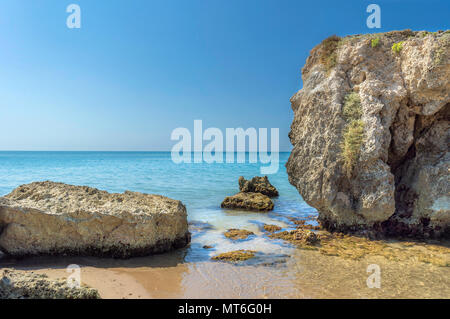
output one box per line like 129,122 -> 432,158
263,224 -> 282,233
221,176 -> 277,212
224,229 -> 254,240
0,181 -> 190,258
238,176 -> 279,197
211,250 -> 256,262
221,192 -> 274,211
0,269 -> 100,299
286,30 -> 450,238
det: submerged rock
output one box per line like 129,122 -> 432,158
270,229 -> 321,246
224,229 -> 254,240
211,250 -> 256,262
0,269 -> 100,299
289,218 -> 321,230
189,221 -> 215,232
263,224 -> 282,233
238,176 -> 279,197
0,181 -> 190,258
221,192 -> 274,211
286,30 -> 450,238
268,219 -> 450,267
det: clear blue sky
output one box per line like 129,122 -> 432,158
0,0 -> 448,151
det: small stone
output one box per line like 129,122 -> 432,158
211,250 -> 257,262
263,224 -> 282,232
269,228 -> 321,246
224,229 -> 254,240
221,192 -> 274,211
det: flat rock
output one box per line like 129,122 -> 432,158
221,192 -> 274,211
211,250 -> 256,262
0,181 -> 190,258
224,229 -> 254,240
263,224 -> 282,233
269,229 -> 321,246
238,176 -> 279,197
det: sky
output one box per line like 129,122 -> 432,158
0,0 -> 448,151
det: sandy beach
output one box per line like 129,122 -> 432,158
2,235 -> 449,299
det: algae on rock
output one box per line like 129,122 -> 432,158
211,250 -> 257,262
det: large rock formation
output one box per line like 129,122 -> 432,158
286,30 -> 449,238
0,181 -> 190,257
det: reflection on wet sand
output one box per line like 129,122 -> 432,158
290,249 -> 450,299
1,240 -> 449,299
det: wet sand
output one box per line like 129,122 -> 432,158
1,239 -> 449,299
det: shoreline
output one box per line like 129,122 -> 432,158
2,225 -> 449,299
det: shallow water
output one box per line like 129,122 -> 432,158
0,152 -> 449,298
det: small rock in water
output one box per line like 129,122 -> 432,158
221,192 -> 274,211
189,221 -> 216,232
238,176 -> 279,197
270,229 -> 321,246
211,250 -> 257,262
224,229 -> 255,240
263,224 -> 282,233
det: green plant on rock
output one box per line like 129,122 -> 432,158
392,41 -> 404,54
434,47 -> 445,65
341,92 -> 364,177
341,120 -> 365,176
371,37 -> 380,48
342,92 -> 362,120
319,35 -> 341,72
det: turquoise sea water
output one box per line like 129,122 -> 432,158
0,151 -> 316,262
0,151 -> 310,209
